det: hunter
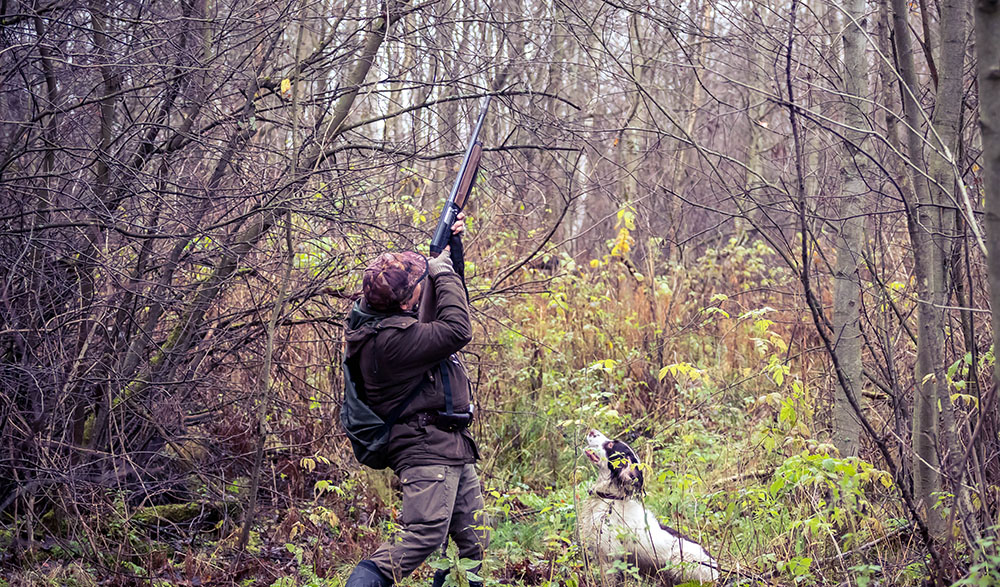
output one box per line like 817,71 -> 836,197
343,216 -> 489,587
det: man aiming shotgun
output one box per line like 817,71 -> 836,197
341,89 -> 497,587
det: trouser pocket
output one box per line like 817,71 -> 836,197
400,465 -> 453,525
370,465 -> 461,579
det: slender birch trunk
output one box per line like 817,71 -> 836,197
889,0 -> 942,535
925,0 -> 966,495
891,0 -> 966,539
830,0 -> 870,457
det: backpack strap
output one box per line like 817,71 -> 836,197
346,339 -> 427,435
439,361 -> 454,416
380,379 -> 426,432
435,359 -> 472,430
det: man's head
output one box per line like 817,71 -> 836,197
362,251 -> 428,312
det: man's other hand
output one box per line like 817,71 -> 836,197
428,248 -> 455,277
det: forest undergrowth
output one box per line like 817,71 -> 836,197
1,233 -> 976,587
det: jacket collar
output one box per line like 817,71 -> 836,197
345,300 -> 418,342
348,299 -> 418,325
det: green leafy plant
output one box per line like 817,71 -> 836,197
952,532 -> 1000,586
429,541 -> 485,587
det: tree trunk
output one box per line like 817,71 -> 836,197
666,0 -> 713,262
876,0 -> 915,480
924,0 -> 966,511
891,0 -> 966,540
889,0 -> 942,536
978,6 -> 1000,354
976,0 -> 1000,524
739,2 -> 776,242
831,0 -> 870,458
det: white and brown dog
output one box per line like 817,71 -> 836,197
579,429 -> 720,585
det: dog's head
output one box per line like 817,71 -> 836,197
584,429 -> 644,498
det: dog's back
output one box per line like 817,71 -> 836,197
579,430 -> 719,584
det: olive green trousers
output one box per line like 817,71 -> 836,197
369,464 -> 490,582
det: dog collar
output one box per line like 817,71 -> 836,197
593,490 -> 625,500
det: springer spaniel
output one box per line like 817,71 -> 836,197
579,430 -> 720,585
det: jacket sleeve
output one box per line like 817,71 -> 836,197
378,272 -> 472,369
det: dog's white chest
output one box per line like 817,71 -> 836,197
579,496 -> 718,583
580,497 -> 676,562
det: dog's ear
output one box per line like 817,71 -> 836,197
607,440 -> 644,495
615,460 -> 644,494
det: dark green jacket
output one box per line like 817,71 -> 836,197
344,271 -> 477,471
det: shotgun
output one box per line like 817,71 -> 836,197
428,93 -> 494,256
419,79 -> 505,323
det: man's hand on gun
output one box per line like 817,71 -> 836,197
450,211 -> 466,236
427,253 -> 454,277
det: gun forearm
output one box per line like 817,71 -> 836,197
430,203 -> 459,256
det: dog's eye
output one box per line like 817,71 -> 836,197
604,441 -> 614,451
